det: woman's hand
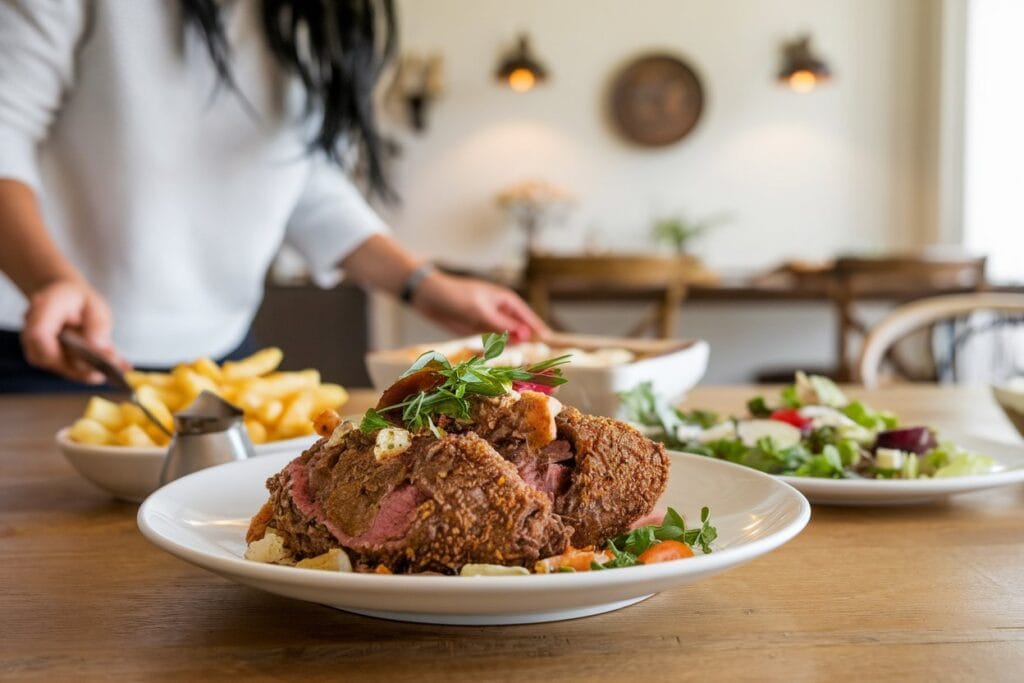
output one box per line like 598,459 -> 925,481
21,279 -> 125,383
412,271 -> 549,342
339,234 -> 549,340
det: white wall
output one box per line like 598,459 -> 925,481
963,0 -> 1024,283
373,0 -> 943,382
385,0 -> 938,265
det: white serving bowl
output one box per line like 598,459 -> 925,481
55,428 -> 317,503
366,334 -> 709,417
992,382 -> 1024,439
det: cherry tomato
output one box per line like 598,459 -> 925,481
770,408 -> 813,430
638,540 -> 694,564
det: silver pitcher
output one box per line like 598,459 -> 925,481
159,390 -> 254,485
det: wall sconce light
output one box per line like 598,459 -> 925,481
496,34 -> 548,92
392,54 -> 444,132
778,35 -> 831,93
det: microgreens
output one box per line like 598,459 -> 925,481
359,332 -> 571,436
591,506 -> 717,570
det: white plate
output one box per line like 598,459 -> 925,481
55,428 -> 317,503
137,450 -> 809,625
777,433 -> 1024,506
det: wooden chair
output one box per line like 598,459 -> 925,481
857,293 -> 1024,388
832,254 -> 987,380
524,254 -> 707,339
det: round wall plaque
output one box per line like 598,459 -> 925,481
609,53 -> 704,147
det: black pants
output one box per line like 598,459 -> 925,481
0,329 -> 259,393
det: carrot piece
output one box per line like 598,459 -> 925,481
637,540 -> 694,565
534,547 -> 611,573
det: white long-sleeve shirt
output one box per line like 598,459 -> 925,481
0,0 -> 386,365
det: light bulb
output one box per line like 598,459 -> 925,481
508,68 -> 536,92
787,70 -> 818,93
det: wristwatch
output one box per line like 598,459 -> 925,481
399,263 -> 437,304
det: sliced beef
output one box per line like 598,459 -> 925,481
254,430 -> 572,573
554,406 -> 670,548
249,390 -> 669,573
515,457 -> 572,504
538,439 -> 573,463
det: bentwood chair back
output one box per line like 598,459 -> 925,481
832,254 -> 987,380
857,293 -> 1024,388
524,254 -> 701,339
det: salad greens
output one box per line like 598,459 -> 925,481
592,507 -> 717,570
620,373 -> 997,480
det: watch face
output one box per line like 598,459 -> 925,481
610,54 -> 705,147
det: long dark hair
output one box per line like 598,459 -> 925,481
180,0 -> 397,200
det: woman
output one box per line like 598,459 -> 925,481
0,0 -> 545,390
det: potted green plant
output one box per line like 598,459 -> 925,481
651,213 -> 727,254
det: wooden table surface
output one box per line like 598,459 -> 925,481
3,386 -> 1023,681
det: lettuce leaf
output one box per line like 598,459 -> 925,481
841,400 -> 899,431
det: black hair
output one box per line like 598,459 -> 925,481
180,0 -> 397,200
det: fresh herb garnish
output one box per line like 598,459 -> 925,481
681,408 -> 720,429
359,408 -> 393,433
591,506 -> 717,570
747,396 -> 772,418
618,382 -> 719,446
359,332 -> 571,435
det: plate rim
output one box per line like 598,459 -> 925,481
775,432 -> 1024,492
137,450 -> 810,593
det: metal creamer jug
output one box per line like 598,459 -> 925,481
159,391 -> 254,485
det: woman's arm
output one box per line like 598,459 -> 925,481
0,2 -> 117,382
283,159 -> 547,341
342,233 -> 549,342
0,179 -> 119,382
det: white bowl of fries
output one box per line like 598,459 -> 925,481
55,428 -> 317,503
56,347 -> 347,502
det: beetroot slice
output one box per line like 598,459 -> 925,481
874,427 -> 937,455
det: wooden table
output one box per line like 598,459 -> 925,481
3,386 -> 1023,681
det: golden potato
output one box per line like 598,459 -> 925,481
295,548 -> 352,572
172,366 -> 219,403
125,370 -> 175,389
254,399 -> 284,426
83,396 -> 125,431
311,383 -> 348,415
153,386 -> 187,412
69,347 -> 344,448
120,403 -> 147,427
248,370 -> 320,399
143,423 -> 172,447
244,418 -> 268,444
115,423 -> 156,448
276,390 -> 316,438
221,347 -> 283,381
191,356 -> 222,382
134,385 -> 174,433
69,418 -> 113,445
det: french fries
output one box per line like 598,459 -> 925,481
66,348 -> 348,448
